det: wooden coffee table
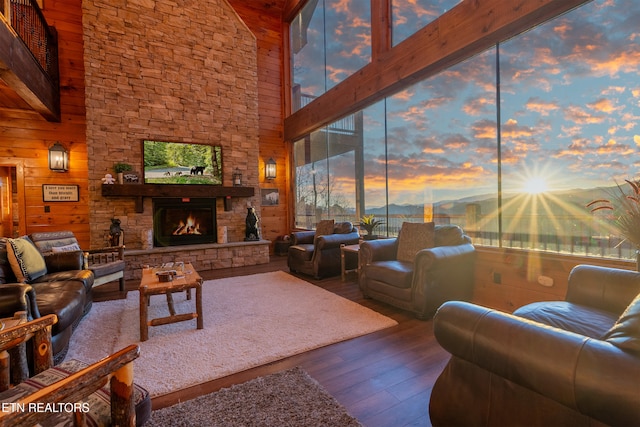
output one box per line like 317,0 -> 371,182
139,263 -> 203,341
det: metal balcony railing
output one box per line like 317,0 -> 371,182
297,92 -> 358,135
294,212 -> 638,261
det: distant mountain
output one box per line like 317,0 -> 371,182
367,204 -> 424,216
362,186 -> 616,217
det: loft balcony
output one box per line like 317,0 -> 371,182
0,0 -> 59,121
292,88 -> 364,166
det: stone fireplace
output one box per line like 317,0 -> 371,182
82,0 -> 270,278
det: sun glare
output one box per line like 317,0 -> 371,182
523,177 -> 549,194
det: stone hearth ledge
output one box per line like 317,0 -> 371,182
122,240 -> 271,281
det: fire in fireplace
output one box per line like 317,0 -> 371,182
173,213 -> 203,235
153,198 -> 217,247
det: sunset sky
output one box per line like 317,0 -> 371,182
294,0 -> 640,210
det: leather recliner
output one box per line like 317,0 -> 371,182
288,221 -> 360,279
429,265 -> 640,427
359,224 -> 475,319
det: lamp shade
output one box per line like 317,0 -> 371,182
265,157 -> 276,180
49,142 -> 68,172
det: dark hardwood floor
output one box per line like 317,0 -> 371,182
92,257 -> 450,427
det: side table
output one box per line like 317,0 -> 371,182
340,244 -> 360,282
274,239 -> 291,256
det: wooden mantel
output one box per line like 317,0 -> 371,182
101,184 -> 254,213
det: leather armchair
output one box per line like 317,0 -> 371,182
288,222 -> 360,279
359,224 -> 475,319
429,265 -> 640,427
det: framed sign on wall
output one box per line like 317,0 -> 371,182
42,184 -> 79,202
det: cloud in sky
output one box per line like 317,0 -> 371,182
463,95 -> 495,116
471,119 -> 497,140
392,0 -> 461,44
564,105 -> 607,125
525,97 -> 560,116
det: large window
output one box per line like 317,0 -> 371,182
294,51 -> 498,237
290,0 -> 371,112
498,0 -> 640,258
383,50 -> 498,236
293,114 -> 362,228
290,0 -> 640,261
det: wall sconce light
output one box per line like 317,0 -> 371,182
265,158 -> 276,180
48,142 -> 68,172
233,168 -> 243,186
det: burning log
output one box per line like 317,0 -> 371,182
172,213 -> 203,235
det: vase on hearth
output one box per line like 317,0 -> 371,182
218,226 -> 228,244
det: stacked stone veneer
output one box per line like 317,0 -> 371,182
82,0 -> 267,270
124,241 -> 269,280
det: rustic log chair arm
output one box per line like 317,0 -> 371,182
83,245 -> 125,265
0,312 -> 56,386
0,313 -> 140,427
2,345 -> 140,427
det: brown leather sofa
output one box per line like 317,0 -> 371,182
0,237 -> 93,363
429,265 -> 640,427
288,221 -> 360,279
359,224 -> 475,319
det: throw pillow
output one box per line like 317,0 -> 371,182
6,236 -> 47,283
30,232 -> 80,256
396,222 -> 435,262
0,237 -> 17,284
333,222 -> 353,234
51,243 -> 82,253
603,293 -> 640,355
314,219 -> 335,245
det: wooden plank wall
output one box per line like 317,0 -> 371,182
474,247 -> 636,313
0,0 -> 89,247
229,1 -> 289,245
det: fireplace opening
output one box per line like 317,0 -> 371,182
153,198 -> 217,247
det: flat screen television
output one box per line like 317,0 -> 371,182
142,140 -> 222,185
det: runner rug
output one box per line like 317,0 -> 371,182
65,271 -> 397,397
145,367 -> 362,427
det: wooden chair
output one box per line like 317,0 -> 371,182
85,244 -> 126,291
0,313 -> 146,427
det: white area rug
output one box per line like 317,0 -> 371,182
65,271 -> 397,397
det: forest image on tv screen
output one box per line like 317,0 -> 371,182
143,140 -> 222,185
